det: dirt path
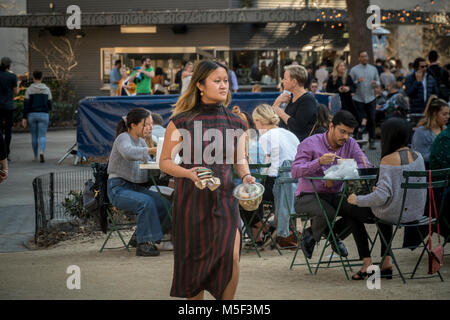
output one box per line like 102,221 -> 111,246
1,226 -> 449,300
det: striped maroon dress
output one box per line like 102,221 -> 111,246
169,103 -> 246,299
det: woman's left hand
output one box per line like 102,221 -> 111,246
347,193 -> 357,205
243,175 -> 256,184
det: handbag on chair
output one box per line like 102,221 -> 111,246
428,170 -> 444,274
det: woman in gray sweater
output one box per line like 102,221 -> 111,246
412,96 -> 449,166
344,118 -> 426,280
107,108 -> 170,257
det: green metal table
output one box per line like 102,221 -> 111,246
304,175 -> 377,280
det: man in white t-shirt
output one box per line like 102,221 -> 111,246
315,62 -> 329,91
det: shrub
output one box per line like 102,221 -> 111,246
61,190 -> 90,220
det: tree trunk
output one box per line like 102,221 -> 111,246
346,0 -> 374,67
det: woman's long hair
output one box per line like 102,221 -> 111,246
331,60 -> 347,85
417,95 -> 448,130
172,60 -> 231,119
316,104 -> 331,130
380,117 -> 410,159
116,107 -> 151,138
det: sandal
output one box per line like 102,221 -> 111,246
352,270 -> 368,280
381,268 -> 393,280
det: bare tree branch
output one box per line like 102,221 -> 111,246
29,36 -> 80,102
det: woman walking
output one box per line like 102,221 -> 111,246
22,71 -> 52,162
159,60 -> 255,300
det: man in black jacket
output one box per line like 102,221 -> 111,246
405,57 -> 439,117
427,50 -> 449,101
0,57 -> 21,161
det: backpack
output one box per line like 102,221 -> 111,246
82,163 -> 109,233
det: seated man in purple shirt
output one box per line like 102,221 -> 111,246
291,110 -> 371,259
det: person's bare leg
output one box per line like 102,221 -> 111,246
381,256 -> 393,270
221,230 -> 241,300
359,257 -> 372,272
353,257 -> 372,279
253,222 -> 263,241
187,291 -> 204,300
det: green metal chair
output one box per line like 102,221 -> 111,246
99,169 -> 174,253
234,163 -> 281,257
99,205 -> 136,252
376,168 -> 450,283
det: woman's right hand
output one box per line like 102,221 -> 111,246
148,147 -> 157,156
186,167 -> 201,183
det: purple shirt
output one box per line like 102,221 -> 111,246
291,132 -> 372,196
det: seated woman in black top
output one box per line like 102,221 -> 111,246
327,60 -> 357,119
272,64 -> 317,142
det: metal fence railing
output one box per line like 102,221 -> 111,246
32,168 -> 93,243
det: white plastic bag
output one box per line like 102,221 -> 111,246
324,159 -> 359,179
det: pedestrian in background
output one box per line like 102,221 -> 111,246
110,60 -> 122,96
22,71 -> 52,163
0,132 -> 7,183
0,57 -> 21,161
180,61 -> 194,95
130,57 -> 155,95
349,50 -> 381,149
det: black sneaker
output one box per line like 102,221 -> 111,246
136,242 -> 160,257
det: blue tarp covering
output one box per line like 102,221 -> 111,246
77,92 -> 335,158
77,92 -> 279,158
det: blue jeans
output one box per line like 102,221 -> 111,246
27,112 -> 49,157
107,178 -> 170,243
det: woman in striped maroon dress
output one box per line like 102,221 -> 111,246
160,60 -> 255,300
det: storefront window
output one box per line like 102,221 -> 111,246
101,48 -> 229,92
231,50 -> 278,87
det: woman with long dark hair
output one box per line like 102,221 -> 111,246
311,103 -> 332,135
107,108 -> 171,257
344,117 -> 427,280
159,60 -> 255,300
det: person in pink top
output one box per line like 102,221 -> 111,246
291,110 -> 371,259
